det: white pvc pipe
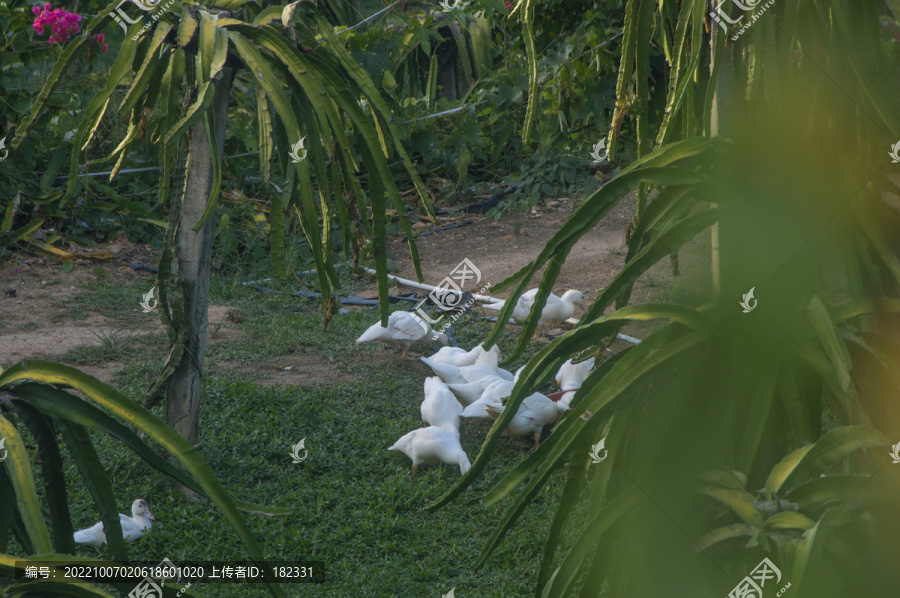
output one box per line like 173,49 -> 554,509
362,267 -> 498,303
613,333 -> 642,345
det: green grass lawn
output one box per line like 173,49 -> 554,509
13,274 -> 572,597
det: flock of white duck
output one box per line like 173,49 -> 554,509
71,289 -> 588,547
356,289 -> 594,479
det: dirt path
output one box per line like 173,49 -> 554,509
387,194 -> 637,305
1,193 -> 710,379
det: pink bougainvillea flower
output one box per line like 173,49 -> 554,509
32,4 -> 82,45
94,32 -> 108,52
505,0 -> 511,8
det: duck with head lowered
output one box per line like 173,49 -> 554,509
356,311 -> 449,358
485,393 -> 569,449
426,343 -> 499,368
73,499 -> 155,547
388,426 -> 471,478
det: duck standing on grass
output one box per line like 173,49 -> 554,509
389,427 -> 471,478
483,289 -> 585,337
73,499 -> 155,547
356,311 -> 449,358
486,393 -> 569,449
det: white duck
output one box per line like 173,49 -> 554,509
462,364 -> 514,383
459,377 -> 516,419
420,357 -> 513,385
483,289 -> 586,336
486,393 -> 569,448
71,521 -> 106,548
556,357 -> 595,391
461,391 -> 505,420
388,426 -> 471,478
453,364 -> 528,409
356,311 -> 449,357
472,346 -> 500,370
420,377 -> 463,431
482,288 -> 539,320
447,375 -> 500,405
427,344 -> 499,368
73,499 -> 155,547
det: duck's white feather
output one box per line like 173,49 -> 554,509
473,346 -> 500,370
420,357 -> 467,384
486,393 -> 567,437
73,499 -> 154,547
388,427 -> 471,474
420,359 -> 511,385
559,390 -> 577,410
483,289 -> 584,329
555,357 -> 595,391
446,380 -> 489,405
356,312 -> 448,351
482,289 -> 536,320
421,377 -> 463,431
460,365 -> 512,384
73,521 -> 106,548
427,344 -> 498,368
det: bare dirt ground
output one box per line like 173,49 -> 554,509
214,355 -> 353,386
1,191 -> 709,382
388,194 -> 638,305
1,260 -> 151,362
0,240 -> 237,382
